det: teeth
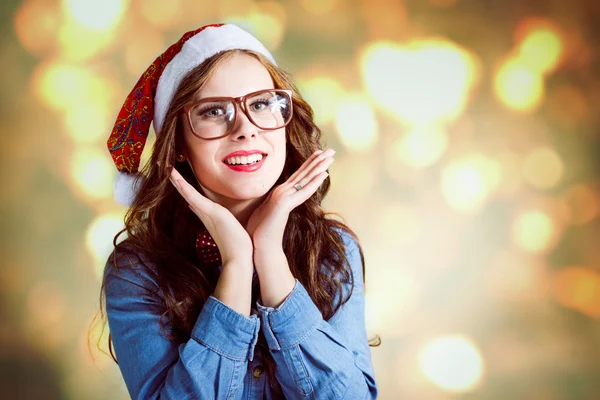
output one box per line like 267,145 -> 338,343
225,153 -> 264,165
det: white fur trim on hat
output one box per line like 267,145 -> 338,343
153,24 -> 276,134
113,172 -> 144,206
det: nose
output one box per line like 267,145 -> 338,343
229,101 -> 258,139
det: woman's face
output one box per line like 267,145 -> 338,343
180,54 -> 287,203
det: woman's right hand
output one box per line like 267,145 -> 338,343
169,167 -> 253,265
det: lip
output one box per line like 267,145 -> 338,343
224,155 -> 267,172
222,150 -> 267,162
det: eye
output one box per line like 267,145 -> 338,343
249,100 -> 269,111
198,107 -> 226,117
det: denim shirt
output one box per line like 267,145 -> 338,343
104,229 -> 378,399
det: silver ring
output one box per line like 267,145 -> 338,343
294,183 -> 303,191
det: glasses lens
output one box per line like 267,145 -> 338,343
246,90 -> 292,129
189,100 -> 235,138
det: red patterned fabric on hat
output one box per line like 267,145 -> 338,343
107,23 -> 224,174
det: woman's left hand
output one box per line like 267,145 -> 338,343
246,148 -> 335,249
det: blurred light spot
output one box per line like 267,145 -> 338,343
360,39 -> 479,125
300,0 -> 338,14
396,125 -> 448,168
561,184 -> 600,225
70,146 -> 115,201
27,282 -> 66,327
418,335 -> 484,392
365,266 -> 417,338
62,0 -> 128,31
512,209 -> 556,254
57,19 -> 118,61
85,212 -> 126,280
494,58 -> 543,112
441,154 -> 501,213
515,18 -> 564,75
298,76 -> 345,125
14,0 -> 61,56
139,0 -> 181,30
334,94 -> 378,152
245,10 -> 286,51
521,146 -> 564,190
124,28 -> 165,76
64,100 -> 112,144
32,62 -> 114,112
553,267 -> 600,319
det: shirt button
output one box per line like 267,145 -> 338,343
253,366 -> 264,378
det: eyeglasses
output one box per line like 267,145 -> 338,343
182,89 -> 293,140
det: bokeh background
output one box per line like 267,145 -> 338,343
2,0 -> 600,398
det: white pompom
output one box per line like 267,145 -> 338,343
113,172 -> 142,206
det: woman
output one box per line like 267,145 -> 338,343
99,23 -> 379,399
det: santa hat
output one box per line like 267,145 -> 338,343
106,23 -> 277,205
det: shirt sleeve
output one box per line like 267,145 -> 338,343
104,252 -> 260,400
255,230 -> 378,399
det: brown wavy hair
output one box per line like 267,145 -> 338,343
91,49 -> 380,389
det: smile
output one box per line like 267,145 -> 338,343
223,155 -> 267,172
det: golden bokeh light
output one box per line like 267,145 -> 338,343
494,57 -> 544,112
297,76 -> 345,125
334,94 -> 378,152
32,61 -> 115,112
418,335 -> 485,393
521,146 -> 564,190
360,39 -> 479,125
395,125 -> 449,168
512,209 -> 556,254
365,266 -> 418,338
441,154 -> 502,214
62,0 -> 129,31
138,0 -> 182,30
553,267 -> 600,319
515,18 -> 564,75
561,184 -> 600,226
57,19 -> 119,62
241,6 -> 287,51
64,100 -> 113,144
69,146 -> 115,201
14,0 -> 61,56
85,212 -> 126,280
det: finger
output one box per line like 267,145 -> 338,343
290,171 -> 329,202
293,154 -> 334,190
287,149 -> 324,183
170,168 -> 213,211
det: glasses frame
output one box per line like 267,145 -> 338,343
181,89 -> 294,140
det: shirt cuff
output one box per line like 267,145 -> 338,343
256,279 -> 323,351
191,295 -> 261,361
